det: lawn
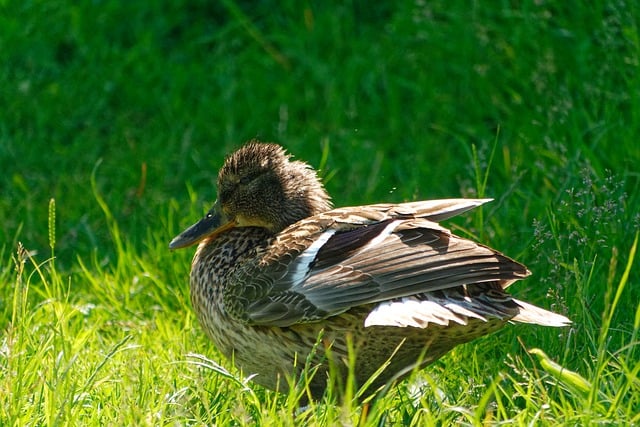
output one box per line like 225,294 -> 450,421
1,0 -> 639,425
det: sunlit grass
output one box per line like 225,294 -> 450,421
3,160 -> 638,425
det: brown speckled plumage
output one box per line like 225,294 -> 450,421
170,141 -> 571,399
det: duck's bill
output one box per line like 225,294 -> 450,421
169,209 -> 236,249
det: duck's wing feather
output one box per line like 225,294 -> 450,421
226,199 -> 530,327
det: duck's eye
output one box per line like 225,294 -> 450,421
239,171 -> 261,185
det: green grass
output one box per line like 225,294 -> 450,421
1,0 -> 639,425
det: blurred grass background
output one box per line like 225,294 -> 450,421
3,0 -> 638,264
1,0 -> 639,424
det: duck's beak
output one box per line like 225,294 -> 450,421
169,201 -> 236,249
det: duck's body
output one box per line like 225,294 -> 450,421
171,142 -> 570,399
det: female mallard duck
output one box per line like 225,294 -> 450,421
170,141 -> 570,399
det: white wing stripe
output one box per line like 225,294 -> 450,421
290,229 -> 337,287
357,220 -> 402,254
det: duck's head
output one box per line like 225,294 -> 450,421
169,141 -> 332,249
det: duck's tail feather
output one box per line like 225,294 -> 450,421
511,299 -> 572,327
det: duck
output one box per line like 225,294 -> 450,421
169,140 -> 570,400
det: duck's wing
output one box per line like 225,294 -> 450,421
225,199 -> 566,327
